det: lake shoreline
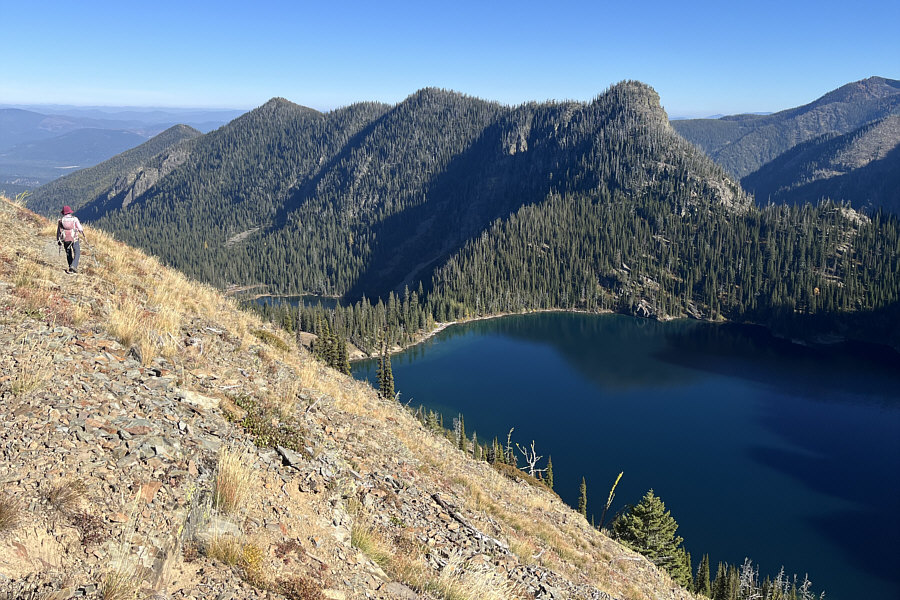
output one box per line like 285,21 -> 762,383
247,294 -> 898,361
353,307 -> 618,361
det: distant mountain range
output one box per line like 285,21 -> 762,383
741,113 -> 900,213
672,76 -> 900,212
0,105 -> 245,193
29,83 -> 746,300
672,76 -> 900,177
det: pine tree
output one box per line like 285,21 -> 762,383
695,554 -> 711,597
545,456 -> 554,490
338,337 -> 351,374
578,477 -> 587,517
611,489 -> 692,587
458,414 -> 466,452
683,550 -> 694,591
712,562 -> 728,600
376,350 -> 395,399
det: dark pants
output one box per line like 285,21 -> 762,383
63,241 -> 80,271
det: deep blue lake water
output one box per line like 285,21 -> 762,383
353,313 -> 900,600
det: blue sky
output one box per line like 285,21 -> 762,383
3,0 -> 898,117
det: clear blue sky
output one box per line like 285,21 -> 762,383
3,0 -> 898,117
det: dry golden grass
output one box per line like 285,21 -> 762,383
100,564 -> 139,600
348,502 -> 524,600
46,478 -> 87,516
71,301 -> 91,326
106,295 -> 183,365
214,447 -> 255,515
431,553 -> 523,600
206,533 -> 244,565
107,298 -> 143,348
7,334 -> 53,397
272,377 -> 302,418
0,491 -> 21,533
205,533 -> 267,588
350,520 -> 392,571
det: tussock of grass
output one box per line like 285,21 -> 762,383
252,328 -> 291,353
431,552 -> 522,600
7,335 -> 53,397
206,534 -> 267,588
107,296 -> 183,365
350,520 -> 393,570
107,299 -> 143,349
206,533 -> 244,565
71,301 -> 91,326
0,491 -> 21,533
272,377 -> 302,418
214,447 -> 254,515
47,478 -> 86,514
100,564 -> 139,600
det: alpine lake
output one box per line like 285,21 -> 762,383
350,312 -> 900,600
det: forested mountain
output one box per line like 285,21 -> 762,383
672,76 -> 900,177
25,124 -> 202,216
47,83 -> 745,296
28,82 -> 900,351
741,114 -> 900,213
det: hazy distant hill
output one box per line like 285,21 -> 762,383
0,105 -> 245,142
742,114 -> 900,212
672,76 -> 900,177
0,105 -> 244,188
0,128 -> 150,182
26,124 -> 202,216
0,108 -> 122,151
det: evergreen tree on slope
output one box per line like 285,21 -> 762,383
612,489 -> 692,587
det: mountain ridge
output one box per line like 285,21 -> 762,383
741,113 -> 900,212
42,81 -> 745,299
671,76 -> 900,177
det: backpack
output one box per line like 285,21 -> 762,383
59,215 -> 78,243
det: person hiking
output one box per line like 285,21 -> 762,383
57,205 -> 85,274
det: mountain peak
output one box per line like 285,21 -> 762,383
599,80 -> 669,124
808,76 -> 900,109
253,96 -> 322,118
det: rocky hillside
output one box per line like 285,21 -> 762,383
0,195 -> 696,599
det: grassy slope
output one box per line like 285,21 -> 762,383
0,194 -> 696,600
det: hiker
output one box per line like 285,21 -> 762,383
57,205 -> 85,274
